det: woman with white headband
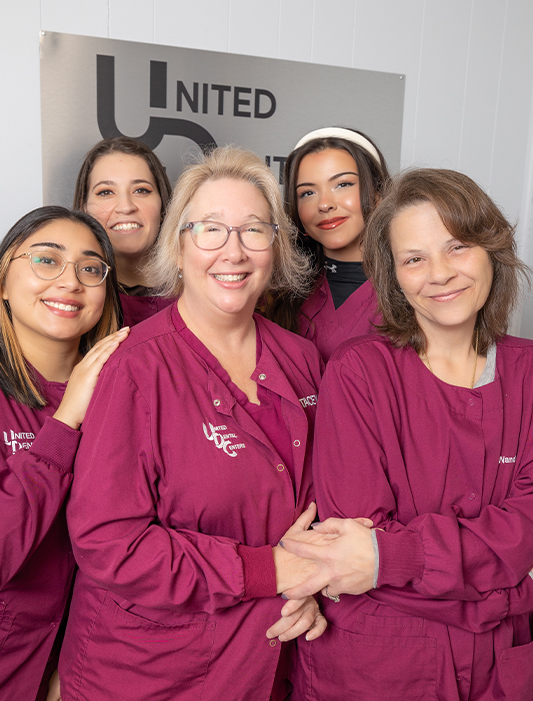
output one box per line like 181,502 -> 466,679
266,127 -> 389,362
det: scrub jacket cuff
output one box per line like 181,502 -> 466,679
375,529 -> 425,588
29,416 -> 81,472
237,544 -> 277,600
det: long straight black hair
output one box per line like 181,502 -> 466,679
0,206 -> 122,407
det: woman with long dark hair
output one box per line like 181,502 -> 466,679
73,136 -> 174,326
266,127 -> 390,361
0,206 -> 125,700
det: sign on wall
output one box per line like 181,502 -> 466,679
40,32 -> 404,205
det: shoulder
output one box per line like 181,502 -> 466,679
496,334 -> 533,371
331,333 -> 396,365
257,315 -> 321,358
101,305 -> 179,373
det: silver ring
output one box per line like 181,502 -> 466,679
324,586 -> 340,603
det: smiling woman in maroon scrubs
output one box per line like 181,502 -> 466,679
281,168 -> 533,701
265,127 -> 390,362
60,148 -> 326,701
0,206 -> 124,701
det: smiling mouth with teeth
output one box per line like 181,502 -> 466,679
213,274 -> 248,282
43,301 -> 81,312
111,223 -> 141,231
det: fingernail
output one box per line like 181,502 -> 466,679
281,593 -> 289,600
278,540 -> 284,548
311,522 -> 322,529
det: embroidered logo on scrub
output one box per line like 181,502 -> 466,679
4,430 -> 35,454
203,422 -> 246,457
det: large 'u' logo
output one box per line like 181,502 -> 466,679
96,55 -> 217,152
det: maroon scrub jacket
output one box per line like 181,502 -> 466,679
294,334 -> 533,701
60,305 -> 322,701
0,377 -> 79,699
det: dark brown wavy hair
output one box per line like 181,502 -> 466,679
264,129 -> 390,332
364,168 -> 530,354
73,137 -> 172,223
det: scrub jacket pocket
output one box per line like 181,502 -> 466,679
301,618 -> 437,701
498,640 -> 533,700
75,594 -> 216,701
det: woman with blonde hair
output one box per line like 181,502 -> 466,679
60,147 -> 325,700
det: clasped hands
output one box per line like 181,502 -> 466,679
266,503 -> 376,644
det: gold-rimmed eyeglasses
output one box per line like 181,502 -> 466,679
11,251 -> 110,287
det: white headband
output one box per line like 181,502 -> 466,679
294,127 -> 382,166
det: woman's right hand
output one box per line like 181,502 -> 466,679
272,503 -> 322,593
53,327 -> 129,430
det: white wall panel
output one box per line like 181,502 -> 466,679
41,0 -> 109,37
154,0 -> 230,52
109,0 -> 154,43
351,0 -> 424,170
412,0 -> 472,169
0,0 -> 42,228
458,0 -> 507,190
278,0 -> 314,62
311,0 -> 356,67
228,0 -> 281,59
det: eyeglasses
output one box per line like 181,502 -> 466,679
183,221 -> 278,251
11,251 -> 110,287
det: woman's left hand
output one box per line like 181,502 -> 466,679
280,517 -> 376,600
266,595 -> 327,642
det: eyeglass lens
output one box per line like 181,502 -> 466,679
190,222 -> 275,251
30,252 -> 108,286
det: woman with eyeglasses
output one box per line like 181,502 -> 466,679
265,127 -> 390,362
0,206 -> 126,700
73,136 -> 175,326
60,148 -> 325,700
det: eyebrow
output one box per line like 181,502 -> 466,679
91,178 -> 154,190
28,241 -> 105,260
296,171 -> 358,189
201,212 -> 262,221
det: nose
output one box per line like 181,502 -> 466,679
428,254 -> 456,284
222,230 -> 248,262
56,261 -> 84,290
115,192 -> 137,214
318,193 -> 335,213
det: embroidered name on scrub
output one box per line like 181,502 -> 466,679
203,422 -> 246,457
3,429 -> 35,454
299,394 -> 318,408
499,455 -> 517,464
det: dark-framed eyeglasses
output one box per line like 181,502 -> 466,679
183,221 -> 278,251
11,251 -> 110,287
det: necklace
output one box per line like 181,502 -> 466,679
421,329 -> 479,389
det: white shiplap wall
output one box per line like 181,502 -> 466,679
2,0 -> 533,334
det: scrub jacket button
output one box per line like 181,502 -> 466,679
269,639 -> 277,647
258,373 -> 267,380
469,493 -> 476,500
293,439 -> 301,447
213,399 -> 221,407
468,399 -> 475,406
277,464 -> 285,472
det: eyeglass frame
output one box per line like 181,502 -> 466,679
182,221 -> 279,251
10,251 -> 111,287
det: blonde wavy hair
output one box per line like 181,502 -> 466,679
146,147 -> 312,299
